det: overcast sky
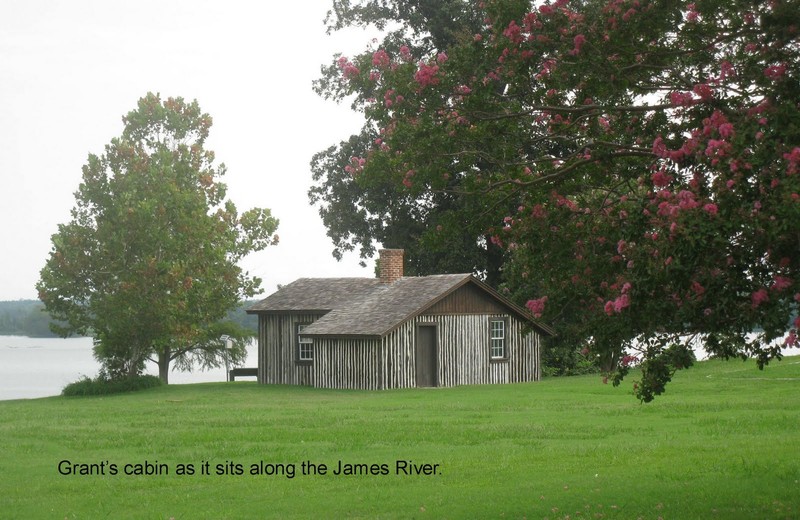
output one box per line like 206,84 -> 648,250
0,0 -> 381,301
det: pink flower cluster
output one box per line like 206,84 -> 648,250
771,276 -> 793,292
415,63 -> 440,88
751,288 -> 769,308
604,282 -> 632,315
526,296 -> 548,318
383,89 -> 404,108
337,57 -> 360,79
372,49 -> 391,68
685,3 -> 700,22
669,91 -> 696,107
784,147 -> 800,175
764,63 -> 787,80
344,156 -> 366,176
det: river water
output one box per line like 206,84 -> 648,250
0,336 -> 257,401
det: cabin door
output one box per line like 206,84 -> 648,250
415,324 -> 437,387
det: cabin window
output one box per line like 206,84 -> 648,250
490,319 -> 508,360
297,324 -> 313,362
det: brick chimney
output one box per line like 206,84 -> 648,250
378,249 -> 404,284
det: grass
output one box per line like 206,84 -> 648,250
1,357 -> 798,519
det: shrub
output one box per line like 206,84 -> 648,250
62,374 -> 163,397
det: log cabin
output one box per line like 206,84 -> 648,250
246,249 -> 554,389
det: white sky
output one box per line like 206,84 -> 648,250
0,0 -> 380,301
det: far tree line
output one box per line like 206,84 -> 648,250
0,300 -> 258,339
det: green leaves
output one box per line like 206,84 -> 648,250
313,0 -> 800,399
37,93 -> 279,383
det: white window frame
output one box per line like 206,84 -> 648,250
490,319 -> 507,360
297,324 -> 313,362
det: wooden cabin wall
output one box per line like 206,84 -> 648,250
379,314 -> 539,389
380,325 -> 416,389
258,310 -> 540,389
313,337 -> 382,389
413,314 -> 540,387
258,313 -> 322,385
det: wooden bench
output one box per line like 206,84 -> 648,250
228,367 -> 258,381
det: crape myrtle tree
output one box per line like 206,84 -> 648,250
311,0 -> 511,283
37,93 -> 279,383
318,0 -> 800,400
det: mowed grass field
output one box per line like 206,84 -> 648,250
1,357 -> 798,519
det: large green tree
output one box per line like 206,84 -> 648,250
37,93 -> 279,383
311,0 -> 511,282
318,0 -> 800,399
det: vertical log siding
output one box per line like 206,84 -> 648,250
314,338 -> 382,389
258,313 -> 323,385
257,312 -> 540,389
412,314 -> 539,387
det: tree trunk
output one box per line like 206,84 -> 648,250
158,348 -> 170,384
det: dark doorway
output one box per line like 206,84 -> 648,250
415,325 -> 437,387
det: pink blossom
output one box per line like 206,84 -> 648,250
503,21 -> 523,43
719,60 -> 735,79
784,147 -> 800,175
685,4 -> 699,22
337,57 -> 360,79
651,170 -> 673,187
677,190 -> 699,210
652,136 -> 668,158
669,91 -> 695,107
526,296 -> 548,318
693,82 -> 714,100
622,7 -> 637,21
415,63 -> 440,88
751,288 -> 769,308
771,276 -> 792,292
399,45 -> 413,62
718,123 -> 735,139
571,34 -> 587,55
703,203 -> 718,215
437,52 -> 448,63
613,294 -> 630,313
372,49 -> 391,68
764,64 -> 787,80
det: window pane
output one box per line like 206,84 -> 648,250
491,320 -> 504,338
490,320 -> 506,359
297,324 -> 313,361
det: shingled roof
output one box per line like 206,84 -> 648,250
247,278 -> 383,313
248,274 -> 555,338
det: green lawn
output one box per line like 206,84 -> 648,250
1,357 -> 798,519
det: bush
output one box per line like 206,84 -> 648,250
62,374 -> 163,397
